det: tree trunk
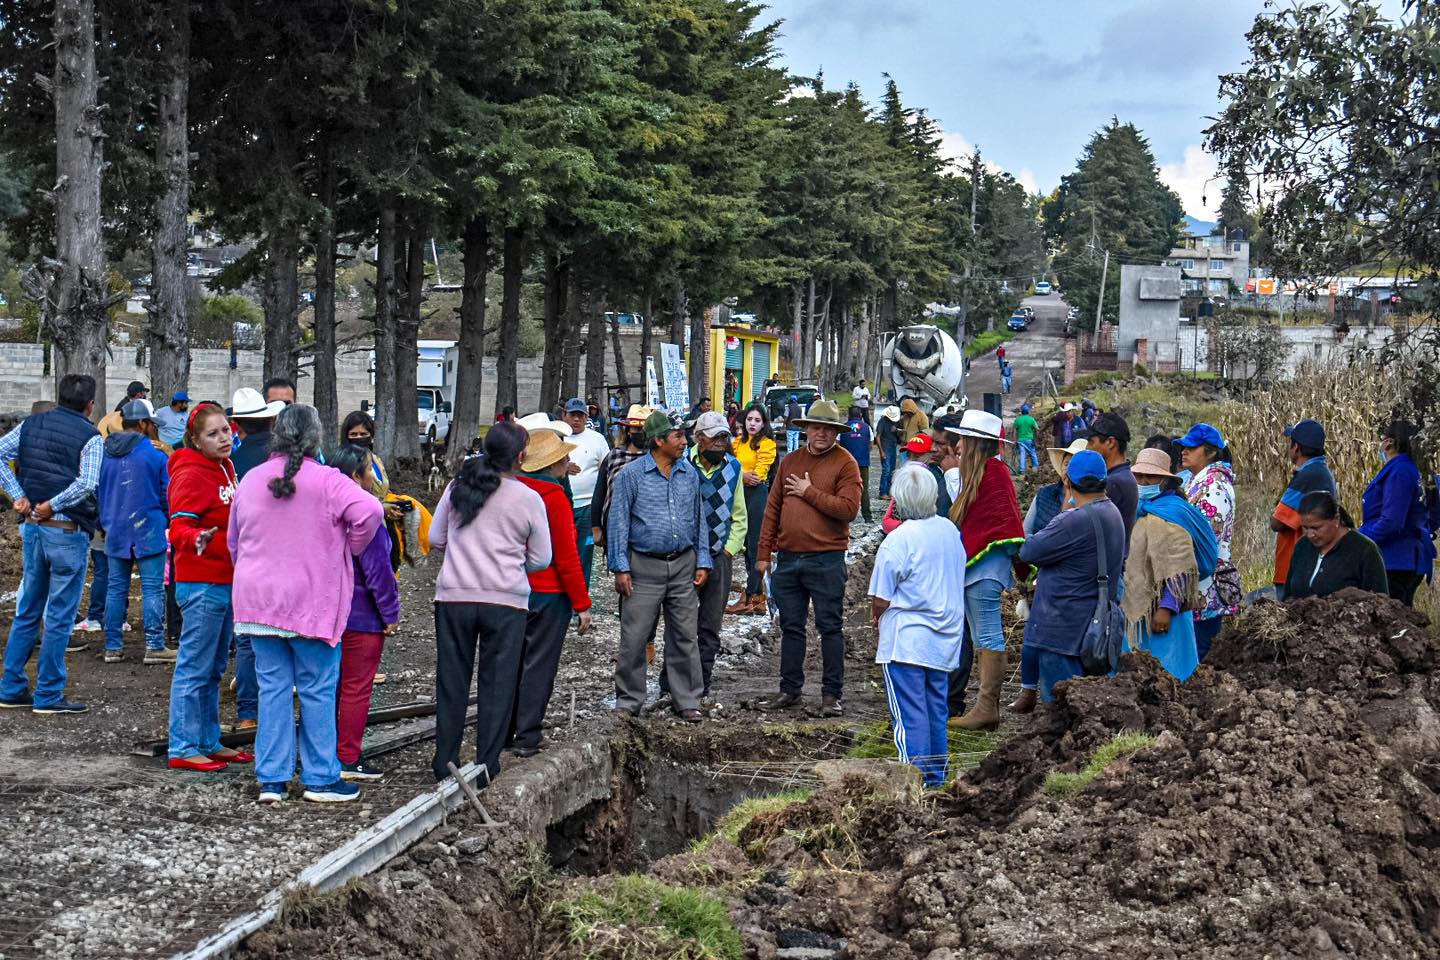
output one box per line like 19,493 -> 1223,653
538,252 -> 568,413
494,225 -> 523,415
261,224 -> 300,385
688,298 -> 706,405
668,279 -> 686,350
585,282 -> 606,405
51,0 -> 109,410
448,214 -> 488,470
789,283 -> 802,380
880,278 -> 899,332
561,266 -> 582,402
311,146 -> 338,439
393,221 -> 423,464
640,289 -> 654,368
609,308 -> 629,400
803,277 -> 817,381
145,0 -> 189,405
854,298 -> 872,387
373,203 -> 398,464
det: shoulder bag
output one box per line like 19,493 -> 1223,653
1079,506 -> 1127,676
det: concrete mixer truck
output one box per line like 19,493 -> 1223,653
881,324 -> 966,412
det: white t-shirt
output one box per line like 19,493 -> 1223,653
568,427 -> 611,509
868,514 -> 967,670
852,385 -> 871,409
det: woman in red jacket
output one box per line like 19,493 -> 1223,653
510,430 -> 593,757
166,404 -> 251,772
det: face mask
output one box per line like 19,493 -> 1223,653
1066,495 -> 1077,508
1379,445 -> 1389,463
349,436 -> 373,450
627,432 -> 645,447
1138,483 -> 1162,500
701,448 -> 727,465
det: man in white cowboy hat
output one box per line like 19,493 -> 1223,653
875,405 -> 902,499
607,411 -> 710,722
1049,402 -> 1080,449
754,399 -> 863,717
229,387 -> 288,480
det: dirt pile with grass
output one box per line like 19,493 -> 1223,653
664,591 -> 1440,959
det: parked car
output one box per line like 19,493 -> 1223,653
763,384 -> 820,449
1035,281 -> 1052,296
1007,311 -> 1030,332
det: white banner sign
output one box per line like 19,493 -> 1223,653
659,342 -> 689,413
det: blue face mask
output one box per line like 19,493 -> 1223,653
1138,483 -> 1163,500
1379,445 -> 1389,463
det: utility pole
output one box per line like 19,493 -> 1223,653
1091,249 -> 1109,351
962,149 -> 981,332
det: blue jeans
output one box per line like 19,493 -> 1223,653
85,548 -> 108,622
1038,650 -> 1084,702
168,582 -> 233,757
773,551 -> 847,698
251,634 -> 342,787
574,505 -> 594,590
786,429 -> 801,452
878,447 -> 897,497
1017,440 -> 1038,472
965,578 -> 1007,653
104,552 -> 166,651
1,524 -> 89,706
1020,641 -> 1039,690
882,662 -> 949,786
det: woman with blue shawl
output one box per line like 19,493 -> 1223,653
1121,447 -> 1219,681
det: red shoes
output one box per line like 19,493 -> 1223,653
209,750 -> 255,764
169,756 -> 228,773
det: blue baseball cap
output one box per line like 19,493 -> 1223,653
1020,403 -> 1031,414
172,391 -> 190,403
1067,450 -> 1108,484
1284,419 -> 1325,449
1177,423 -> 1224,449
564,397 -> 588,414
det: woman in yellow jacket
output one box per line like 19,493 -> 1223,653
728,402 -> 777,613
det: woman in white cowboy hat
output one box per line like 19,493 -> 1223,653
944,409 -> 1028,732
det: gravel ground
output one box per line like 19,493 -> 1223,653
0,478 -> 906,958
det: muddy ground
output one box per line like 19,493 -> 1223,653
240,587 -> 1440,960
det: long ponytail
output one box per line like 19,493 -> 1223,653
267,404 -> 322,499
451,421 -> 528,527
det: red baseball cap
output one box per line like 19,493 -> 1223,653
904,433 -> 933,455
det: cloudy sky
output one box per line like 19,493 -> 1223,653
759,0 -> 1310,219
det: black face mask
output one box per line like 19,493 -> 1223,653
348,436 -> 374,450
701,448 -> 727,465
627,431 -> 646,447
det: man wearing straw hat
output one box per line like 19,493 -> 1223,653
753,399 -> 863,717
607,411 -> 711,722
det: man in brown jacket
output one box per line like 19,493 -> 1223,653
753,400 -> 863,716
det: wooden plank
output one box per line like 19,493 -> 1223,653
171,763 -> 486,960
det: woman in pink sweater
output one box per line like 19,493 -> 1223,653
429,421 -> 551,784
228,405 -> 384,805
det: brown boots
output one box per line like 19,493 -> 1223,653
1008,687 -> 1037,714
950,649 -> 1005,731
725,590 -> 766,614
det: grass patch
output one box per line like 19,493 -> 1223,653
1041,730 -> 1156,799
845,718 -> 1002,781
963,328 -> 1018,359
553,874 -> 743,960
692,789 -> 811,853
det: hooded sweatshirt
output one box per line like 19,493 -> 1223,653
900,398 -> 930,444
167,447 -> 238,584
99,431 -> 170,559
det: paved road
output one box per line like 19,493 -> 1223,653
962,293 -> 1069,421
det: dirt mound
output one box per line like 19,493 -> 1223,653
677,611 -> 1440,958
1209,589 -> 1435,695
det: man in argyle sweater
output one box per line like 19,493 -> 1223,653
660,411 -> 748,702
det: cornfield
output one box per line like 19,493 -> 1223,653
1212,361 -> 1400,591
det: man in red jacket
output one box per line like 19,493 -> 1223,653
512,430 -> 593,757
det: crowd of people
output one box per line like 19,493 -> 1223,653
1,364 -> 1433,800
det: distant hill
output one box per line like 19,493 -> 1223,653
1184,214 -> 1216,237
